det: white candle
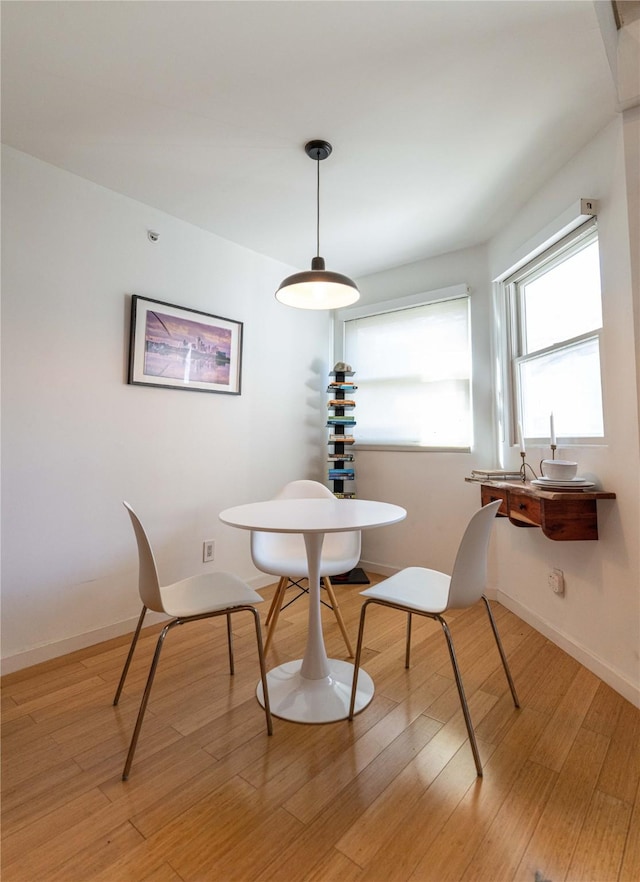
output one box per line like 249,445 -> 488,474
518,422 -> 526,454
550,412 -> 556,446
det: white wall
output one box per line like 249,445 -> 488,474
1,146 -> 331,673
622,105 -> 640,438
354,118 -> 639,706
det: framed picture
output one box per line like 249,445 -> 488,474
128,295 -> 243,395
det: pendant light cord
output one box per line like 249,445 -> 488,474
315,150 -> 321,258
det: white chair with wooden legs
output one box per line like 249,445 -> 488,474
114,502 -> 272,780
250,480 -> 360,657
348,500 -> 519,776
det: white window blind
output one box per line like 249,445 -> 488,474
343,295 -> 472,448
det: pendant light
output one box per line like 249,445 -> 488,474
275,140 -> 360,309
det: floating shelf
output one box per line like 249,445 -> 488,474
467,478 -> 616,541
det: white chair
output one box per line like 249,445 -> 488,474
348,500 -> 519,776
114,502 -> 272,780
250,480 -> 360,656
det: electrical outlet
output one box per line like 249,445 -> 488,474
548,568 -> 564,595
203,540 -> 215,563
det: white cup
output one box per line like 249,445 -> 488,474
541,459 -> 578,480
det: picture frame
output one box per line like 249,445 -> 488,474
128,295 -> 243,395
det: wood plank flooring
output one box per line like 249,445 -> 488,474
2,573 -> 639,882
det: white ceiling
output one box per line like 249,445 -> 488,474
1,1 -> 618,278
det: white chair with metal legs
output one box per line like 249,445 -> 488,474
348,500 -> 519,776
250,480 -> 360,656
113,502 -> 272,780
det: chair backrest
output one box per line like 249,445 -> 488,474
123,502 -> 165,613
447,500 -> 502,609
250,480 -> 361,577
274,480 -> 335,500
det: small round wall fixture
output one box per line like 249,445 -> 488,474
275,140 -> 360,310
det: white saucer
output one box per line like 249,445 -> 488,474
537,476 -> 590,485
532,478 -> 595,490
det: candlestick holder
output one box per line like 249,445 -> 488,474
519,451 -> 538,483
539,444 -> 557,475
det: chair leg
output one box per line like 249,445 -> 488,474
122,619 -> 177,780
323,577 -> 354,657
437,615 -> 483,777
226,612 -> 234,676
265,577 -> 287,626
405,612 -> 412,668
348,599 -> 372,719
249,606 -> 273,736
481,596 -> 520,708
113,605 -> 147,706
264,579 -> 288,655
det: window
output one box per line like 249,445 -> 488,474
506,219 -> 604,443
337,287 -> 472,449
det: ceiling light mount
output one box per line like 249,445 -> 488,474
304,139 -> 332,162
275,139 -> 360,310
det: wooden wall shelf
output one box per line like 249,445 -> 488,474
466,479 -> 616,541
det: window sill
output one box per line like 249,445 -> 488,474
354,444 -> 471,453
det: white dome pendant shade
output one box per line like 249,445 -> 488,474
276,140 -> 360,310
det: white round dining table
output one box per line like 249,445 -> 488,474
219,497 -> 406,723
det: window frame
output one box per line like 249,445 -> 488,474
333,283 -> 472,452
504,217 -> 604,447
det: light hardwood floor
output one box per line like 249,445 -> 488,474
2,574 -> 639,882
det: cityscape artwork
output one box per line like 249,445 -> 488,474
128,296 -> 243,394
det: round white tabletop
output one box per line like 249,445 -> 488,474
219,497 -> 406,724
220,497 -> 406,535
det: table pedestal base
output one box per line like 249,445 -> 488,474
256,659 -> 374,723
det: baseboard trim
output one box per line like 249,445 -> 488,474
0,574 -> 276,676
358,560 -> 399,579
5,572 -> 636,710
495,589 -> 640,709
0,612 -> 167,676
